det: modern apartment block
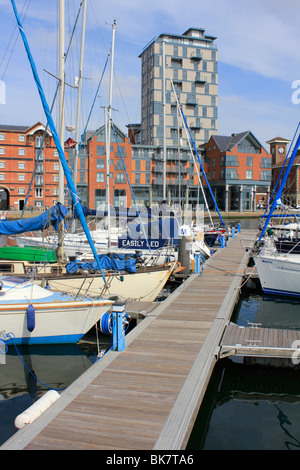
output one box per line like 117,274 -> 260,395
139,27 -> 218,148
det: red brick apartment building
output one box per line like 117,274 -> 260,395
70,123 -> 134,210
0,122 -> 62,211
0,121 -> 278,213
202,131 -> 272,211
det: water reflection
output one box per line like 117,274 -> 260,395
187,358 -> 300,450
187,287 -> 300,450
0,337 -> 104,446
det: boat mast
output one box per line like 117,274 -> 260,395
162,40 -> 167,202
72,0 -> 87,233
10,0 -> 107,282
177,104 -> 181,208
106,19 -> 116,252
73,0 -> 87,192
58,0 -> 65,204
57,0 -> 65,262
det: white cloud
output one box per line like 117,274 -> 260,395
218,93 -> 299,145
2,0 -> 300,147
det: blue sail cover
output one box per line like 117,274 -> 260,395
0,203 -> 69,235
66,253 -> 137,274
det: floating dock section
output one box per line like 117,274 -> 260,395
3,228 -> 296,450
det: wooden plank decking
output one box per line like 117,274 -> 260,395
221,322 -> 300,359
1,229 -> 257,451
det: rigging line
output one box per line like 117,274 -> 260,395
21,86 -> 59,218
111,123 -> 152,253
77,55 -> 110,155
21,1 -> 84,215
11,0 -> 107,283
259,125 -> 300,241
180,107 -> 225,227
0,0 -> 31,82
92,15 -> 137,130
167,68 -> 214,227
264,121 -> 300,215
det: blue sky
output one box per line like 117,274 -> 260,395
1,0 -> 300,149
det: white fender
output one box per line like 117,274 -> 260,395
14,390 -> 60,429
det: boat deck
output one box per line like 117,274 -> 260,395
2,229 -> 260,450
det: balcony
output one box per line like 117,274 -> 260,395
190,51 -> 202,61
190,119 -> 202,129
195,72 -> 207,84
186,93 -> 197,106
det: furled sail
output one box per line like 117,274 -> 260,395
0,203 -> 69,235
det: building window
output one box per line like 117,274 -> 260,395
171,58 -> 182,68
35,188 -> 43,198
36,150 -> 44,160
18,148 -> 25,156
53,163 -> 59,171
18,135 -> 25,142
96,172 -> 105,183
116,172 -> 125,183
18,162 -> 25,169
36,137 -> 43,148
18,188 -> 25,195
225,169 -> 238,179
96,158 -> 105,169
0,162 -> 4,169
53,174 -> 59,182
97,145 -> 105,156
261,158 -> 272,168
35,201 -> 43,207
36,162 -> 44,173
53,189 -> 59,196
0,134 -> 4,141
246,156 -> 253,167
261,170 -> 271,181
246,169 -> 253,179
0,174 -> 4,180
18,174 -> 25,181
36,175 -> 43,185
0,148 -> 5,155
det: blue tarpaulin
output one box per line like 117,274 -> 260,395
0,203 -> 69,235
66,253 -> 137,274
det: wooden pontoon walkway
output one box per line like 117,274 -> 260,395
2,229 -> 257,450
220,322 -> 300,359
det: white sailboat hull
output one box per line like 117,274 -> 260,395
0,279 -> 112,345
44,264 -> 175,302
254,253 -> 300,298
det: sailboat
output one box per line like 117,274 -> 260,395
253,122 -> 300,298
5,3 -> 178,309
0,0 -> 120,345
0,276 -> 113,345
168,71 -> 227,252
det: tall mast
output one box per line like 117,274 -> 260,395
73,0 -> 87,192
106,19 -> 116,251
162,39 -> 166,201
57,0 -> 65,262
58,0 -> 65,204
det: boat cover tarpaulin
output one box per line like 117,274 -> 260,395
66,253 -> 137,274
0,203 -> 69,235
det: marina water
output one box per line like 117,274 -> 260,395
1,217 -> 300,449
